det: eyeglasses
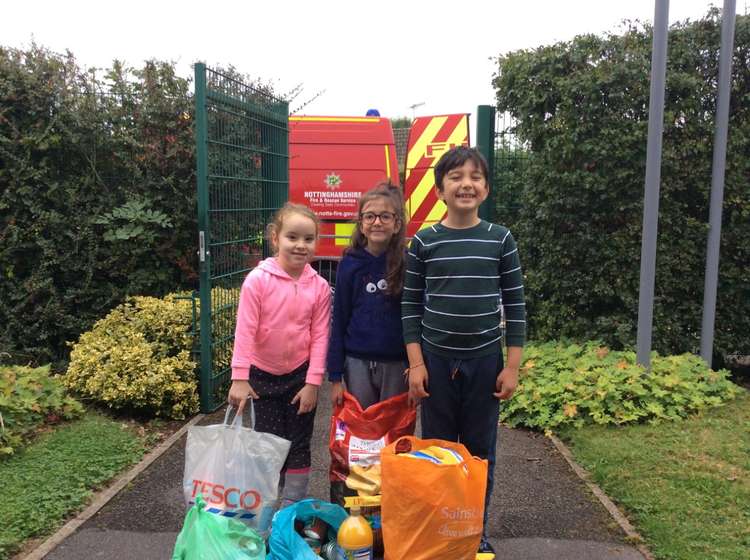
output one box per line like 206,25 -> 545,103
360,211 -> 397,225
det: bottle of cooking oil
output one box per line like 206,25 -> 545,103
336,506 -> 373,560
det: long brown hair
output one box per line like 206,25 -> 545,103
347,183 -> 406,297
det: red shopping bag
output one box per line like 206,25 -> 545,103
329,391 -> 416,493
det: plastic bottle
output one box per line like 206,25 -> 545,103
336,506 -> 373,560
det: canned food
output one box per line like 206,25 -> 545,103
303,536 -> 321,554
320,541 -> 338,559
304,516 -> 329,541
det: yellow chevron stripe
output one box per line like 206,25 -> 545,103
404,117 -> 448,219
334,223 -> 356,246
406,118 -> 469,220
444,115 -> 469,150
405,116 -> 448,177
424,198 -> 448,223
406,168 -> 436,220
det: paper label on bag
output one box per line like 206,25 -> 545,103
335,419 -> 347,441
348,435 -> 386,466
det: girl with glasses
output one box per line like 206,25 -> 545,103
327,184 -> 411,410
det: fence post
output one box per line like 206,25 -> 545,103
194,63 -> 212,413
476,105 -> 496,222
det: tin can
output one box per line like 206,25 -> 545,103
320,541 -> 338,559
303,536 -> 321,554
304,516 -> 329,542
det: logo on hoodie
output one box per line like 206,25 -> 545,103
365,279 -> 388,293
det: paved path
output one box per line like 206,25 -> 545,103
41,382 -> 645,560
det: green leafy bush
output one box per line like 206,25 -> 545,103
1,47 -> 282,367
0,365 -> 83,456
492,10 -> 750,364
500,341 -> 740,431
64,293 -> 200,419
0,46 -> 197,366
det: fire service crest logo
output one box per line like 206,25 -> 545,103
324,172 -> 342,189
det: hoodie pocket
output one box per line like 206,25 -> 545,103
256,326 -> 286,366
256,325 -> 311,368
293,324 -> 311,360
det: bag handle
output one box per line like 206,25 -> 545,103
223,399 -> 256,430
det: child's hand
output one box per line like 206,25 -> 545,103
494,366 -> 519,400
407,364 -> 430,407
228,380 -> 259,415
330,381 -> 344,407
291,383 -> 319,415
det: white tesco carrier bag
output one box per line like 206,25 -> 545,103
182,402 -> 291,535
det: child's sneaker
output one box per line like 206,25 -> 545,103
476,537 -> 496,559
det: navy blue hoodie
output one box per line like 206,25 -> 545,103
327,248 -> 407,381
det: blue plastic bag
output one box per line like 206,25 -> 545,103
172,495 -> 266,560
267,499 -> 348,560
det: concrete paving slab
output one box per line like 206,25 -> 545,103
44,530 -> 178,560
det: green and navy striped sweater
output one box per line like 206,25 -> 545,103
401,220 -> 526,358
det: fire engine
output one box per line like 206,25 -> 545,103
288,113 -> 470,259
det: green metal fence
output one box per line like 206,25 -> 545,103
195,64 -> 289,412
493,111 -> 528,222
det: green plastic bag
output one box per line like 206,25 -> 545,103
172,495 -> 266,560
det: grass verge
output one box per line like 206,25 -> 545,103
0,412 -> 147,559
560,388 -> 750,560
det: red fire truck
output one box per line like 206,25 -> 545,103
288,113 -> 470,259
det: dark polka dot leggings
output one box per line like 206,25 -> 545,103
250,362 -> 315,470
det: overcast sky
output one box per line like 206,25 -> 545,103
3,1 -> 736,129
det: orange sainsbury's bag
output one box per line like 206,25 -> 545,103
381,436 -> 487,560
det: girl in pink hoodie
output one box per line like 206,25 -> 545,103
228,202 -> 331,506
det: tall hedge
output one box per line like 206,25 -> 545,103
493,10 -> 749,365
0,46 -> 197,364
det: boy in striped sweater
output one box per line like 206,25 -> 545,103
402,146 -> 525,556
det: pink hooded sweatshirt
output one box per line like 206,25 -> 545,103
230,257 -> 331,385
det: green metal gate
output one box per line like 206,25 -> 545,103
195,64 -> 289,412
